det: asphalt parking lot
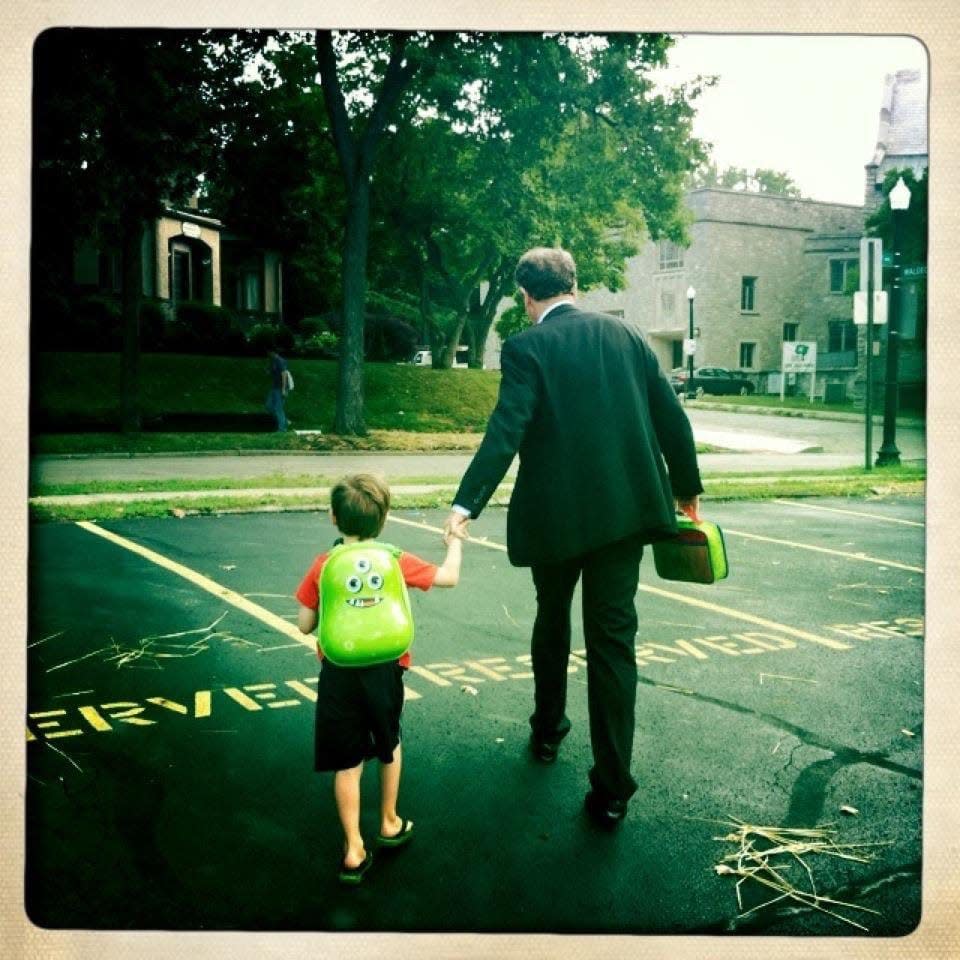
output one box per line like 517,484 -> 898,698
25,496 -> 924,935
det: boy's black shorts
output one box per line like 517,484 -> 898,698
314,659 -> 405,772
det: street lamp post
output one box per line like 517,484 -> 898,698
876,176 -> 911,467
686,286 -> 696,401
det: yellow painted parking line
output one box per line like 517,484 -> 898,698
772,498 -> 925,527
75,521 -> 424,699
635,584 -> 850,650
387,515 -> 851,651
724,527 -> 923,573
77,521 -> 313,647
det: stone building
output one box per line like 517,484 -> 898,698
576,188 -> 866,399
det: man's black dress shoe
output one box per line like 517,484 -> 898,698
529,734 -> 559,764
584,790 -> 627,829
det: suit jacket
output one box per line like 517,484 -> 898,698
453,303 -> 703,566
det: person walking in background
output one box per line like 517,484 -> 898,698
444,247 -> 703,829
266,349 -> 291,431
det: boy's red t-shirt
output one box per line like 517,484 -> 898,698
295,549 -> 438,667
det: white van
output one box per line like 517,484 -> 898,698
411,347 -> 469,369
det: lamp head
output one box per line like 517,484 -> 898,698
686,286 -> 696,301
889,176 -> 912,211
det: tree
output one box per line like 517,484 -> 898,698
866,166 -> 928,343
33,29 -> 221,431
202,33 -> 344,326
689,161 -> 803,197
371,33 -> 707,367
314,30 -> 453,434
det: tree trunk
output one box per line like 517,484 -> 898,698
465,266 -> 511,370
441,313 -> 468,369
120,217 -> 143,433
335,179 -> 369,435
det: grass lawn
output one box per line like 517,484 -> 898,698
32,352 -> 502,434
29,465 -> 924,523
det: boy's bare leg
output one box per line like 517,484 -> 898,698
379,744 -> 409,838
334,762 -> 366,867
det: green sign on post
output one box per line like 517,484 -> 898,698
902,264 -> 927,279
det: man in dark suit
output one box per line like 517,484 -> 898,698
445,247 -> 702,828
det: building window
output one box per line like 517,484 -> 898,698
660,290 -> 676,320
658,240 -> 684,271
739,342 -> 756,369
783,323 -> 798,342
671,340 -> 684,369
235,270 -> 263,312
741,276 -> 757,312
828,319 -> 857,353
605,309 -> 625,319
829,258 -> 858,294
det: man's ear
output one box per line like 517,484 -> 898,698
329,509 -> 337,526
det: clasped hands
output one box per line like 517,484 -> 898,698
443,511 -> 471,545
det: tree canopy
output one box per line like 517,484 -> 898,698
33,28 -> 713,435
689,161 -> 803,197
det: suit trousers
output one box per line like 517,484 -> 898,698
529,534 -> 644,803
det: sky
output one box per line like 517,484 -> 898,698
655,34 -> 929,206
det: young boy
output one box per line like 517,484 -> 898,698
295,473 -> 463,885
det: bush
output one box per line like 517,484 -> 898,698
296,331 -> 339,358
172,302 -> 235,354
246,320 -> 295,355
365,314 -> 419,362
70,295 -> 122,351
139,300 -> 169,352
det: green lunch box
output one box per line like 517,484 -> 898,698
652,516 -> 729,584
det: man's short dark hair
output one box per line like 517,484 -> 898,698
515,247 -> 577,301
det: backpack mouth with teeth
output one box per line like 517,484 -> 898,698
346,597 -> 383,608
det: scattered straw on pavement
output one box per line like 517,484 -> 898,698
712,817 -> 892,931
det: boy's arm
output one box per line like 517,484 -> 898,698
298,604 -> 318,634
432,535 -> 462,588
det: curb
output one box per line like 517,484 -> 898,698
688,400 -> 925,426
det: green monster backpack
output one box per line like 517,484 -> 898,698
318,541 -> 414,666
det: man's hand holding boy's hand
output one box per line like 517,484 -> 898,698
443,511 -> 470,543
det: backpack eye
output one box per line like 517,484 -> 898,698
345,575 -> 363,593
355,557 -> 371,573
368,573 -> 383,590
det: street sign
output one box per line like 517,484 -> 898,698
682,338 -> 697,357
854,290 -> 888,325
782,341 -> 817,373
902,264 -> 927,279
860,238 -> 883,291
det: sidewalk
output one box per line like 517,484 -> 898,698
30,405 -> 926,490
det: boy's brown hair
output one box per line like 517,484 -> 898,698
330,474 -> 391,539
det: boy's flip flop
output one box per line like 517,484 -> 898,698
338,851 -> 373,885
378,819 -> 414,848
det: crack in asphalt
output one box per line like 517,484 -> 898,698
640,676 -> 922,782
644,678 -> 922,934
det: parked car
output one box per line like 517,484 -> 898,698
670,366 -> 755,398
